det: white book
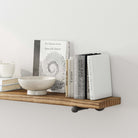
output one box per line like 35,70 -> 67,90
39,40 -> 70,93
87,54 -> 112,100
0,78 -> 18,86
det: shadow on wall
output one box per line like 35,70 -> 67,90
111,55 -> 138,108
21,69 -> 32,77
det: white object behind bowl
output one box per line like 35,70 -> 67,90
0,63 -> 15,78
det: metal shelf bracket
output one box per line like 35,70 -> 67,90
71,106 -> 104,113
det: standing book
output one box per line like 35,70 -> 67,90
69,57 -> 74,98
74,55 -> 85,99
65,59 -> 68,97
80,53 -> 101,99
33,40 -> 70,93
87,54 -> 112,100
66,57 -> 74,98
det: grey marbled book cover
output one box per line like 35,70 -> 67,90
74,55 -> 85,99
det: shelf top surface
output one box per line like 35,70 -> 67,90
0,89 -> 121,109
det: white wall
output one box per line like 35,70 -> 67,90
0,0 -> 138,138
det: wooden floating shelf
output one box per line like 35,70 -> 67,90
0,89 -> 121,111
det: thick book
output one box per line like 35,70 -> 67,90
0,84 -> 21,92
80,53 -> 101,99
74,55 -> 85,99
33,40 -> 70,93
0,78 -> 18,85
87,54 -> 112,100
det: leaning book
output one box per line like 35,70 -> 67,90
34,40 -> 70,93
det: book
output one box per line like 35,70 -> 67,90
67,59 -> 71,97
66,57 -> 74,98
38,40 -> 70,93
65,60 -> 68,97
0,78 -> 18,85
74,55 -> 85,99
80,53 -> 101,99
0,83 -> 21,92
73,53 -> 101,99
70,57 -> 74,98
87,54 -> 112,100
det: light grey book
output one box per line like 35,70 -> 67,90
74,55 -> 85,99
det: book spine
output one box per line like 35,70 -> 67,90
74,55 -> 85,99
66,41 -> 70,59
67,59 -> 71,97
0,83 -> 19,86
87,56 -> 95,100
65,60 -> 68,97
33,40 -> 40,76
67,57 -> 74,98
0,84 -> 21,91
0,79 -> 18,86
87,62 -> 90,99
84,56 -> 87,99
70,57 -> 74,98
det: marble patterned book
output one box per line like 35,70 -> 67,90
74,55 -> 86,99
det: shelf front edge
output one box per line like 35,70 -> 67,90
0,91 -> 121,109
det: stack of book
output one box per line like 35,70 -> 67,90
66,53 -> 112,100
0,78 -> 21,92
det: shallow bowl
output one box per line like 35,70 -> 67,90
18,76 -> 55,95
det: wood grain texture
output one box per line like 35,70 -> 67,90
0,89 -> 121,109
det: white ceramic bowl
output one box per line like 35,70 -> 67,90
18,76 -> 56,95
0,63 -> 15,78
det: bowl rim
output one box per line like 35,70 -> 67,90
18,76 -> 55,81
